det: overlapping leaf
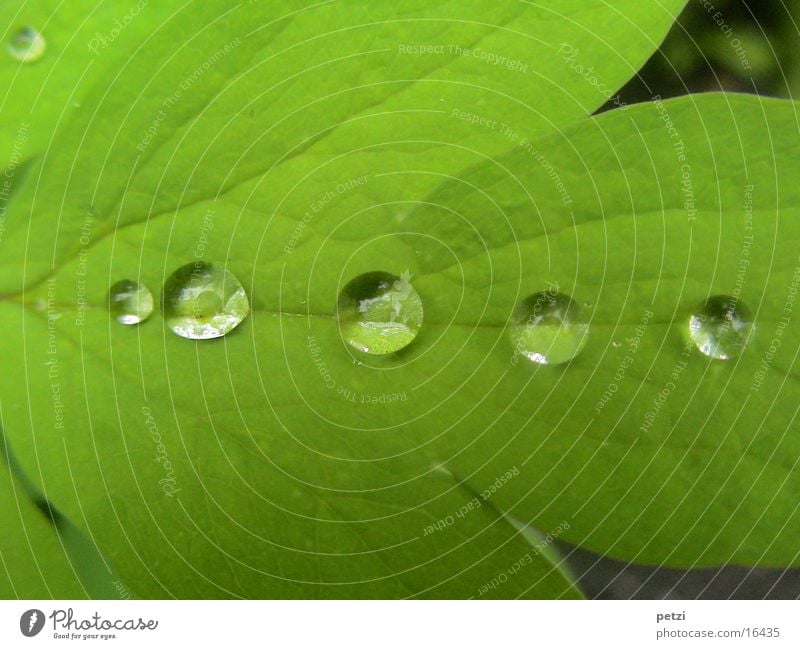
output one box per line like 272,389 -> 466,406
16,1 -> 795,600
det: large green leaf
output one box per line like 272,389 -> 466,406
9,0 -> 797,600
0,0 -> 688,290
417,91 -> 800,568
8,0 -> 799,600
0,450 -> 85,598
24,89 -> 795,593
0,1 -> 179,164
2,0 -> 703,598
1,438 -> 129,598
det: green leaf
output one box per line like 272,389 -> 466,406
10,0 -> 798,599
4,0 -> 708,598
412,91 -> 800,568
0,448 -> 86,598
12,0 -> 795,599
0,0 -> 687,290
0,1 -> 178,164
30,89 -> 795,589
1,438 -> 130,598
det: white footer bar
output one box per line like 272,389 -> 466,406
1,600 -> 796,648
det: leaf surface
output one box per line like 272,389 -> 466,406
0,456 -> 86,598
14,1 -> 787,599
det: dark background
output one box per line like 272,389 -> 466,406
565,0 -> 800,599
603,0 -> 800,108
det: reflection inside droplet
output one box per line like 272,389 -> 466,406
108,279 -> 154,325
688,295 -> 753,360
162,262 -> 249,340
337,270 -> 423,355
510,290 -> 589,365
7,27 -> 46,63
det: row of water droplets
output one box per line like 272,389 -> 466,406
5,31 -> 255,340
109,262 -> 754,362
110,262 -> 249,339
14,26 -> 748,362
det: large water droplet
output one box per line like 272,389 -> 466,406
510,291 -> 589,365
688,295 -> 753,360
338,270 -> 423,355
162,262 -> 249,340
7,27 -> 46,63
108,280 -> 153,325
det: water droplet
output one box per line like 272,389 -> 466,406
108,280 -> 153,325
7,27 -> 46,63
510,291 -> 589,365
338,270 -> 423,355
688,295 -> 753,360
162,262 -> 249,340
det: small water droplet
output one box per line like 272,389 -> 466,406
338,270 -> 423,355
7,27 -> 46,63
510,291 -> 589,365
688,295 -> 753,360
108,280 -> 153,325
162,262 -> 249,340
